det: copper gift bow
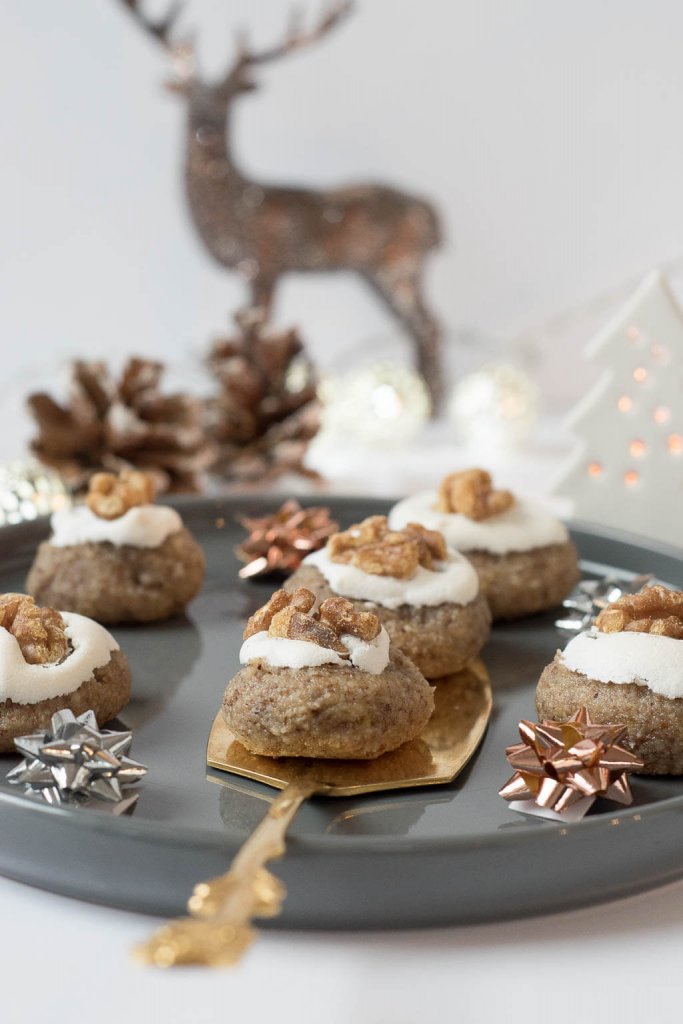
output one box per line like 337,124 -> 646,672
499,707 -> 643,814
235,499 -> 338,579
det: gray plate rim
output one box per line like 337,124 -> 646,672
0,501 -> 681,858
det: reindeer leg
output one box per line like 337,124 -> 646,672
367,270 -> 443,414
250,277 -> 276,318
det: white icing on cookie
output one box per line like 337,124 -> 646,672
559,629 -> 683,700
388,491 -> 568,555
240,626 -> 391,675
0,612 -> 119,705
49,503 -> 182,549
303,545 -> 479,610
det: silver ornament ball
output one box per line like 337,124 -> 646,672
0,458 -> 69,527
448,363 -> 538,452
318,363 -> 431,447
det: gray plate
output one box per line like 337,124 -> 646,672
1,495 -> 683,929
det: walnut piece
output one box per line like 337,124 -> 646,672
86,470 -> 157,520
269,607 -> 348,654
328,516 -> 447,579
243,588 -> 313,639
0,594 -> 68,665
319,596 -> 381,641
596,585 -> 683,639
436,468 -> 514,521
243,587 -> 381,657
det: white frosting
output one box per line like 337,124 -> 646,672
388,491 -> 568,555
0,612 -> 119,705
559,630 -> 683,700
49,503 -> 182,549
304,546 -> 479,610
240,626 -> 391,675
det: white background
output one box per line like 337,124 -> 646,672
4,0 -> 683,417
3,4 -> 683,1019
3,871 -> 682,1023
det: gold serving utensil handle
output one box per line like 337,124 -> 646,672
134,780 -> 317,968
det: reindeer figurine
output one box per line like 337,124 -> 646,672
120,0 -> 444,406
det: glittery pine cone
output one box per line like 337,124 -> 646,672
204,308 -> 320,483
27,358 -> 216,493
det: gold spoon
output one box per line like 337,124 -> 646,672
135,660 -> 492,968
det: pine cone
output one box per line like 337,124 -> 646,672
27,357 -> 216,493
205,308 -> 320,483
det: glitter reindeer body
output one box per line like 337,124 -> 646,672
119,0 -> 444,406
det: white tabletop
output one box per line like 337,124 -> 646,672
1,426 -> 678,1021
1,870 -> 680,1022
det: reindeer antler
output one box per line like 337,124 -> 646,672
234,0 -> 353,68
119,0 -> 184,49
119,0 -> 195,88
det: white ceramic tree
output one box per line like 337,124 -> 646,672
555,269 -> 683,546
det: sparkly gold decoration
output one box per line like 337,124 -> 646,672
27,357 -> 215,494
235,499 -> 338,579
316,363 -> 431,447
136,663 -> 493,968
205,309 -> 320,484
117,0 -> 445,408
500,707 -> 643,820
448,363 -> 538,452
0,458 -> 68,527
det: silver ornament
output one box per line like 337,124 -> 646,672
0,458 -> 68,527
7,709 -> 147,815
448,363 -> 538,452
555,572 -> 654,635
317,363 -> 431,447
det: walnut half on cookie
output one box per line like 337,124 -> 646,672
86,470 -> 156,521
0,593 -> 68,665
436,469 -> 514,521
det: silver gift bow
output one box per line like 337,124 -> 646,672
6,709 -> 147,815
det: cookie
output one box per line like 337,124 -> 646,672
27,528 -> 205,623
466,542 -> 579,620
224,588 -> 434,759
286,563 -> 491,679
536,659 -> 683,775
224,646 -> 433,760
0,650 -> 131,753
0,594 -> 131,753
26,470 -> 205,623
284,516 -> 490,679
536,585 -> 683,774
389,468 -> 579,621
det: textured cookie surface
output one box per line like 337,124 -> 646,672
285,564 -> 491,679
0,648 -> 131,753
223,646 -> 434,760
467,541 -> 579,621
536,657 -> 683,774
26,528 -> 205,623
